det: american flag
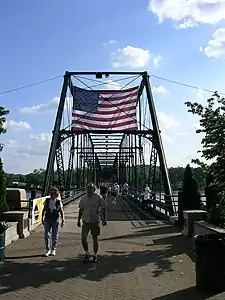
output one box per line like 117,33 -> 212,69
71,85 -> 138,131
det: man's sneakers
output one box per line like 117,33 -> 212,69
83,254 -> 91,264
83,254 -> 99,264
44,249 -> 56,257
92,255 -> 98,263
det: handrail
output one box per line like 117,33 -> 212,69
127,187 -> 177,216
126,187 -> 206,218
18,188 -> 86,219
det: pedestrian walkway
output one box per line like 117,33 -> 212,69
0,196 -> 224,299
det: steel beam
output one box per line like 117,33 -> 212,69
42,72 -> 69,196
68,71 -> 146,76
143,73 -> 174,215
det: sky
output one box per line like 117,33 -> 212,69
1,0 -> 225,174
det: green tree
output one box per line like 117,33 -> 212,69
181,164 -> 201,211
0,106 -> 9,216
185,92 -> 225,227
0,158 -> 8,215
0,106 -> 9,151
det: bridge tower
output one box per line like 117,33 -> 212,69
42,71 -> 175,215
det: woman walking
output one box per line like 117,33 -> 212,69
41,187 -> 65,257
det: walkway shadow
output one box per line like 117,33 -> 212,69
100,224 -> 179,242
0,248 -> 219,298
106,196 -> 156,222
152,286 -> 216,299
153,234 -> 195,262
0,248 -> 178,295
4,254 -> 43,260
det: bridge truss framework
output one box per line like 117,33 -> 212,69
42,71 -> 175,215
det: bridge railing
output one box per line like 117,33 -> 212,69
18,188 -> 86,220
60,188 -> 86,205
126,187 -> 179,218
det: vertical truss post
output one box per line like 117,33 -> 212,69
76,134 -> 80,187
138,140 -> 146,188
143,73 -> 174,215
134,133 -> 138,189
148,143 -> 158,210
92,146 -> 95,182
148,143 -> 158,196
128,134 -> 131,184
82,134 -> 86,186
55,138 -> 66,193
66,134 -> 75,191
42,72 -> 69,196
130,136 -> 135,187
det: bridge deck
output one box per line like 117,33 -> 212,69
0,196 -> 223,299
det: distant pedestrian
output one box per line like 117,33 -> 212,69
111,183 -> 119,203
77,182 -> 107,263
42,187 -> 65,257
141,184 -> 151,211
100,183 -> 108,201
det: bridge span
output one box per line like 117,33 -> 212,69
1,72 -> 222,299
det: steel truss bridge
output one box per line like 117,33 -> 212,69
42,71 -> 176,217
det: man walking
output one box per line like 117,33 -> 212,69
77,182 -> 107,263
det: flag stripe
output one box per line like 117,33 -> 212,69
99,98 -> 136,108
72,109 -> 136,119
98,90 -> 138,101
72,106 -> 136,116
73,112 -> 136,122
98,86 -> 138,94
72,119 -> 135,129
72,123 -> 138,131
72,85 -> 139,131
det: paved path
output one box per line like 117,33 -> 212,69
0,196 -> 224,299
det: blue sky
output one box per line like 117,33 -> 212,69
1,0 -> 225,174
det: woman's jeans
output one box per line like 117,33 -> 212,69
44,218 -> 60,250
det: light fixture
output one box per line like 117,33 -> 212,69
96,72 -> 102,79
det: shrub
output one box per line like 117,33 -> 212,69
0,158 -> 8,216
181,164 -> 201,211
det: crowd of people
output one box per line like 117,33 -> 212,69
41,182 -> 152,263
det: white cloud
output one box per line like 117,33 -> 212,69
30,132 -> 52,142
4,120 -> 31,131
200,28 -> 225,58
157,111 -> 179,130
148,0 -> 225,28
152,54 -> 162,67
6,139 -> 18,146
110,45 -> 161,68
186,87 -> 210,106
105,80 -> 122,90
20,97 -> 72,115
20,97 -> 59,114
152,85 -> 169,94
2,132 -> 52,173
103,40 -> 118,46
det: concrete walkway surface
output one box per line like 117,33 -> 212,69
0,196 -> 224,300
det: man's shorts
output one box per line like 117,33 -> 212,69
111,191 -> 118,197
82,222 -> 100,237
101,193 -> 107,200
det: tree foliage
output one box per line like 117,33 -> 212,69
185,92 -> 225,227
0,106 -> 9,152
4,166 -> 205,192
181,164 -> 201,210
0,158 -> 8,215
0,106 -> 9,216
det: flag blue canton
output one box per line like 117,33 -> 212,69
73,86 -> 99,113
